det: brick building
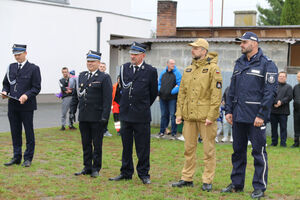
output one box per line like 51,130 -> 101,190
108,0 -> 300,136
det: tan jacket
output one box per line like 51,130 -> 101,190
176,52 -> 222,122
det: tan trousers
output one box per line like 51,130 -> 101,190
181,121 -> 217,184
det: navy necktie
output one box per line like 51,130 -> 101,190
134,66 -> 139,73
88,72 -> 92,80
17,63 -> 22,73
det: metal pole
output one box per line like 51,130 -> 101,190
96,17 -> 102,52
221,0 -> 224,26
210,0 -> 213,26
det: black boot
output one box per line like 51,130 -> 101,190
291,136 -> 299,148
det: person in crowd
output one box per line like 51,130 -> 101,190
291,71 -> 300,148
99,62 -> 113,137
172,38 -> 222,192
157,59 -> 182,140
70,50 -> 112,178
216,104 -> 224,143
109,42 -> 158,185
112,76 -> 121,135
270,71 -> 292,147
1,44 -> 41,167
221,86 -> 233,142
222,32 -> 278,199
59,67 -> 76,131
69,70 -> 77,92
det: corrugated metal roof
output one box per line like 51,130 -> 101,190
108,37 -> 300,46
177,25 -> 300,30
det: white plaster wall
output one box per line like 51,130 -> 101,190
71,0 -> 131,16
0,0 -> 151,94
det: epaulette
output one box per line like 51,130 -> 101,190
263,55 -> 272,62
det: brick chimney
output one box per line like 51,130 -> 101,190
234,11 -> 257,26
157,0 -> 177,37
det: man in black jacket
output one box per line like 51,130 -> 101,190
59,67 -> 76,131
109,42 -> 158,184
270,71 -> 293,147
157,59 -> 182,139
1,44 -> 41,167
70,50 -> 112,178
291,71 -> 300,148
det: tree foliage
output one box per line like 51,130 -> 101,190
280,0 -> 300,25
257,0 -> 284,25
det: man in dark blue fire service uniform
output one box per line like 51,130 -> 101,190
221,32 -> 278,199
70,50 -> 112,178
109,42 -> 158,184
2,44 -> 41,167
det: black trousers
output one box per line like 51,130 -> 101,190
270,114 -> 288,146
8,110 -> 35,161
79,121 -> 104,172
120,121 -> 151,179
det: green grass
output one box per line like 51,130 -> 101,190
0,118 -> 299,200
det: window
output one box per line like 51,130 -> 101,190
287,42 -> 300,74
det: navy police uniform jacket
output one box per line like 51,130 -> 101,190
2,61 -> 41,111
225,48 -> 278,123
119,62 -> 158,123
69,69 -> 112,122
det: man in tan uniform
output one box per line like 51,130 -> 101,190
172,38 -> 222,192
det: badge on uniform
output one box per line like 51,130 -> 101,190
216,82 -> 222,89
186,68 -> 192,72
202,69 -> 208,73
266,72 -> 277,84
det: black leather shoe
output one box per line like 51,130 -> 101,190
69,125 -> 77,130
90,171 -> 99,178
4,158 -> 21,166
270,143 -> 277,146
60,126 -> 65,131
172,180 -> 194,187
74,169 -> 92,176
141,178 -> 151,184
291,143 -> 299,148
280,143 -> 287,147
251,189 -> 264,199
202,183 -> 212,192
21,160 -> 31,167
109,174 -> 132,181
221,183 -> 243,193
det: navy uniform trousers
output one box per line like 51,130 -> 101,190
79,121 -> 104,172
120,121 -> 151,179
8,109 -> 35,161
231,122 -> 268,191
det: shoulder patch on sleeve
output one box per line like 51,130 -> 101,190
216,81 -> 222,89
263,55 -> 272,62
266,72 -> 277,84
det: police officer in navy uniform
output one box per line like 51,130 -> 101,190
69,50 -> 112,178
1,44 -> 41,167
221,32 -> 278,199
109,42 -> 158,184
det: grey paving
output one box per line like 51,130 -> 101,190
0,103 -> 62,133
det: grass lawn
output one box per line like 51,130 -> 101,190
0,119 -> 299,200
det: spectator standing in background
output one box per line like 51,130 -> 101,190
157,59 -> 182,140
270,71 -> 292,147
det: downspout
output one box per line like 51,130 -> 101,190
96,17 -> 102,52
